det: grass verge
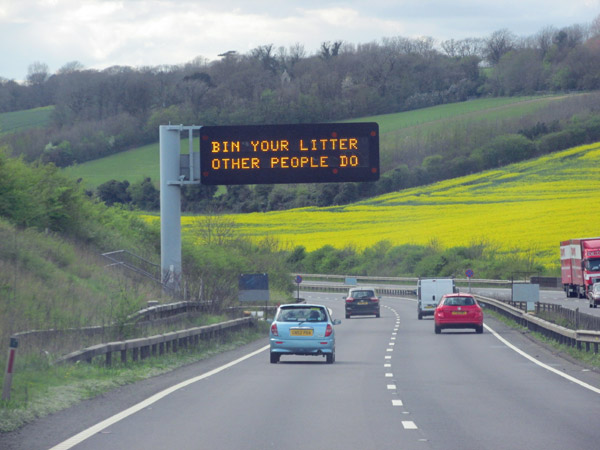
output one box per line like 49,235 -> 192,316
0,321 -> 269,433
485,309 -> 600,370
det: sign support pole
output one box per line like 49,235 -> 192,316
159,125 -> 183,292
158,125 -> 202,294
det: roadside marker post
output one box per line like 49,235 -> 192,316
2,337 -> 18,401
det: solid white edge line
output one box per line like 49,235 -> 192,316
49,345 -> 270,450
485,324 -> 600,395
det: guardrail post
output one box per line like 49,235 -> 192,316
2,337 -> 18,401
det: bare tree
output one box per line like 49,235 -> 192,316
191,214 -> 237,246
251,44 -> 279,73
412,36 -> 436,57
591,14 -> 600,37
57,61 -> 85,75
485,29 -> 516,65
26,61 -> 49,85
533,26 -> 557,56
441,38 -> 460,57
319,41 -> 343,60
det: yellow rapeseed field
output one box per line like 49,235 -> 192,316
146,142 -> 600,272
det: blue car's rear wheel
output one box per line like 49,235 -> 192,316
270,352 -> 280,363
326,351 -> 335,364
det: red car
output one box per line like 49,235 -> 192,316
434,293 -> 483,334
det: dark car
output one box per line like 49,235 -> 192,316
344,286 -> 380,318
434,293 -> 483,334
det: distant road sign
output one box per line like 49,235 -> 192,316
466,269 -> 474,278
239,273 -> 269,302
295,275 -> 303,284
200,122 -> 379,185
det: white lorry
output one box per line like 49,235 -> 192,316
417,278 -> 456,320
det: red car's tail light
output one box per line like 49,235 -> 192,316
271,323 -> 278,337
325,324 -> 333,337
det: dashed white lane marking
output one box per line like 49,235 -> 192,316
49,345 -> 270,450
384,363 -> 391,368
386,307 -> 420,431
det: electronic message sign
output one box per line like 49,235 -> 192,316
200,122 -> 379,185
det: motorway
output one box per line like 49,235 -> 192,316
4,292 -> 600,450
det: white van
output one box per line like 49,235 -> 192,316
417,278 -> 456,319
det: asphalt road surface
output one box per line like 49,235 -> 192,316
3,292 -> 600,450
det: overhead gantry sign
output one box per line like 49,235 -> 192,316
199,122 -> 379,185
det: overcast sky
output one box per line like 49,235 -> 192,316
1,0 -> 599,81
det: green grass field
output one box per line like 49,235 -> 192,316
151,141 -> 600,272
62,137 -> 199,189
0,106 -> 54,135
347,95 -> 546,132
63,141 -> 162,189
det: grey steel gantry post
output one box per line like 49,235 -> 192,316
159,125 -> 183,291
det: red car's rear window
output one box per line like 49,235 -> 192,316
442,296 -> 476,306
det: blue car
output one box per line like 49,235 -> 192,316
270,304 -> 341,364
